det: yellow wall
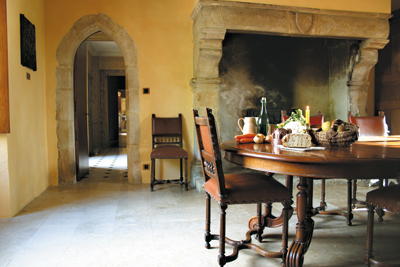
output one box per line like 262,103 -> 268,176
228,0 -> 391,14
3,0 -> 49,217
43,0 -> 197,185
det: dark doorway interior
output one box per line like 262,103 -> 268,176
74,42 -> 89,181
108,75 -> 126,147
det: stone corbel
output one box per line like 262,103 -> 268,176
193,28 -> 226,79
348,38 -> 389,116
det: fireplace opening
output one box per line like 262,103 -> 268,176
218,32 -> 360,141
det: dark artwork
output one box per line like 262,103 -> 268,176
20,14 -> 36,71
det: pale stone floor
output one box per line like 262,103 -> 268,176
0,148 -> 399,267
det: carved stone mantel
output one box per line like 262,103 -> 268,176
191,0 -> 391,118
190,0 -> 391,186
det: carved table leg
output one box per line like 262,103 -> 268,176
286,177 -> 314,267
320,179 -> 327,210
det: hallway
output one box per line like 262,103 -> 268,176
0,148 -> 399,266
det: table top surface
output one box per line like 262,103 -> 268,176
221,136 -> 400,165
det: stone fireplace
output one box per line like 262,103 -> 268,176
190,0 -> 391,186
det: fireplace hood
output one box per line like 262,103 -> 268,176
190,0 -> 391,124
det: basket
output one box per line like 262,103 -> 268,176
309,119 -> 359,147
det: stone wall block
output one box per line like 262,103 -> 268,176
125,67 -> 140,96
56,120 -> 75,150
55,65 -> 73,89
72,14 -> 99,41
58,148 -> 76,185
221,7 -> 288,34
112,29 -> 138,69
56,88 -> 74,121
96,13 -> 121,37
126,115 -> 140,145
197,49 -> 223,78
127,144 -> 141,184
349,86 -> 369,116
56,28 -> 80,66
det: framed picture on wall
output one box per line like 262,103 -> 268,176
20,14 -> 36,71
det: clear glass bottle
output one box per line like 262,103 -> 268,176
257,97 -> 269,135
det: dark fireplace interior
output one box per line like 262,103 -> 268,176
218,33 -> 360,142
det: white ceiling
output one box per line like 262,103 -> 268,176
85,32 -> 123,57
87,41 -> 123,57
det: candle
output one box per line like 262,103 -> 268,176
306,106 -> 310,124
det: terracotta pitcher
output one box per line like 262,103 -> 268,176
238,117 -> 257,135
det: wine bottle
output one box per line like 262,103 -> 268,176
257,97 -> 269,135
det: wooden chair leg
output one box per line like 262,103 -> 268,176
256,202 -> 263,242
346,179 -> 354,226
150,158 -> 155,191
219,204 -> 227,267
376,208 -> 385,222
285,175 -> 293,196
365,205 -> 375,267
281,201 -> 290,265
377,179 -> 385,222
180,158 -> 183,183
205,193 -> 212,249
184,158 -> 188,191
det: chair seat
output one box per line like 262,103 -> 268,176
151,145 -> 188,159
205,173 -> 291,205
366,185 -> 400,214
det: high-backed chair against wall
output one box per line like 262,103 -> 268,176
364,185 -> 400,267
193,108 -> 292,267
349,111 -> 389,221
150,114 -> 188,191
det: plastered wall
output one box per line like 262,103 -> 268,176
2,0 -> 48,217
43,0 -> 197,187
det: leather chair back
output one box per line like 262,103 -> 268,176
348,115 -> 388,137
152,114 -> 183,148
193,108 -> 228,197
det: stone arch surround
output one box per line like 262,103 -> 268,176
56,13 -> 141,184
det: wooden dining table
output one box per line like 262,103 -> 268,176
221,136 -> 400,267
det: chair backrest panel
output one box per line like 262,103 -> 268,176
193,108 -> 228,197
200,125 -> 213,154
310,112 -> 324,127
281,110 -> 324,127
152,114 -> 183,148
349,115 -> 388,137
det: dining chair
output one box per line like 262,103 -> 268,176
349,112 -> 389,220
193,108 -> 292,267
364,185 -> 400,267
150,114 -> 188,191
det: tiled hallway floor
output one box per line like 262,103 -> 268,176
0,148 -> 399,267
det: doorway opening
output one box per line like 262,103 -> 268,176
56,13 -> 141,185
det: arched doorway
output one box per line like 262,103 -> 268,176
55,13 -> 141,185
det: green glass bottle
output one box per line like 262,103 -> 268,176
257,97 -> 269,135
